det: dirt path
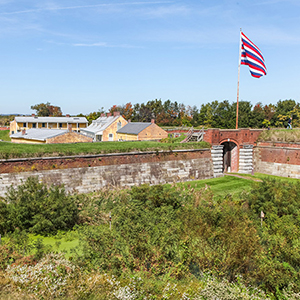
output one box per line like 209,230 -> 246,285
225,173 -> 263,182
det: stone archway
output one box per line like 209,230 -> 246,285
221,141 -> 239,173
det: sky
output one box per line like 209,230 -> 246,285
0,0 -> 299,115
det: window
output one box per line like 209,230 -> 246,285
23,123 -> 26,127
109,133 -> 113,141
96,135 -> 102,141
32,123 -> 36,128
117,121 -> 122,131
42,123 -> 46,128
59,123 -> 63,128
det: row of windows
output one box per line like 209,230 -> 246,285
21,123 -> 82,128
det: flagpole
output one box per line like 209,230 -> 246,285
236,28 -> 242,129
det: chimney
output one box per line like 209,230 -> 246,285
113,111 -> 120,117
151,119 -> 155,124
66,114 -> 70,118
32,113 -> 35,117
107,113 -> 112,117
101,113 -> 106,117
22,129 -> 26,135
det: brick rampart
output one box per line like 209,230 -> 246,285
204,128 -> 262,146
0,149 -> 214,197
254,142 -> 300,178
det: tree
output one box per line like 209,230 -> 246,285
86,108 -> 105,124
198,101 -> 219,127
122,102 -> 134,120
274,99 -> 296,127
213,100 -> 235,128
232,101 -> 252,128
250,103 -> 265,128
31,102 -> 62,117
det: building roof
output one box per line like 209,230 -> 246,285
81,115 -> 124,135
14,116 -> 88,124
116,122 -> 152,135
10,129 -> 68,141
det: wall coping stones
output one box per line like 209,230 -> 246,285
0,148 -> 211,163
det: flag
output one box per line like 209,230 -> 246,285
241,32 -> 267,78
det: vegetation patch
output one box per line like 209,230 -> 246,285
0,140 -> 211,159
257,128 -> 300,143
0,130 -> 9,142
1,176 -> 300,298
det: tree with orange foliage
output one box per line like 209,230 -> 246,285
31,102 -> 62,117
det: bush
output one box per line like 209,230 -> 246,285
245,178 -> 300,294
4,177 -> 78,235
77,184 -> 192,276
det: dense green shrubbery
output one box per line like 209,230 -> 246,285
2,177 -> 300,299
74,179 -> 300,298
2,177 -> 78,234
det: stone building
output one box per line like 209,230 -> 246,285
80,112 -> 127,142
10,128 -> 93,144
117,120 -> 168,141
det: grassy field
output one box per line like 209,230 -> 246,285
0,130 -> 10,142
0,140 -> 211,159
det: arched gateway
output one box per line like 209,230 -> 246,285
221,141 -> 239,173
204,128 -> 262,176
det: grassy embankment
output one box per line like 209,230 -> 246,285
0,139 -> 210,159
258,128 -> 300,142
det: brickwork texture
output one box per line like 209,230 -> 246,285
0,149 -> 214,197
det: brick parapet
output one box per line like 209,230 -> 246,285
0,149 -> 211,174
203,128 -> 262,146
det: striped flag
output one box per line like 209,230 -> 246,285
241,32 -> 267,78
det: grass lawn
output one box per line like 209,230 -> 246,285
179,175 -> 256,199
0,140 -> 211,159
179,173 -> 300,199
30,233 -> 80,257
0,130 -> 10,142
232,172 -> 300,183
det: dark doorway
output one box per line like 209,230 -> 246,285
221,142 -> 238,172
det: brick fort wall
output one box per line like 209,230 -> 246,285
0,149 -> 214,197
254,142 -> 300,178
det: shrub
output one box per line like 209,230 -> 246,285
4,177 -> 78,235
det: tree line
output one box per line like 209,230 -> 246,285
80,98 -> 299,128
28,98 -> 300,129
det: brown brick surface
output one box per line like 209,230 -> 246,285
0,149 -> 211,174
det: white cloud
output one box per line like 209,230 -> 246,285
72,42 -> 142,48
0,1 -> 173,15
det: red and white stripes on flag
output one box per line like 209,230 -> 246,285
241,32 -> 267,78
